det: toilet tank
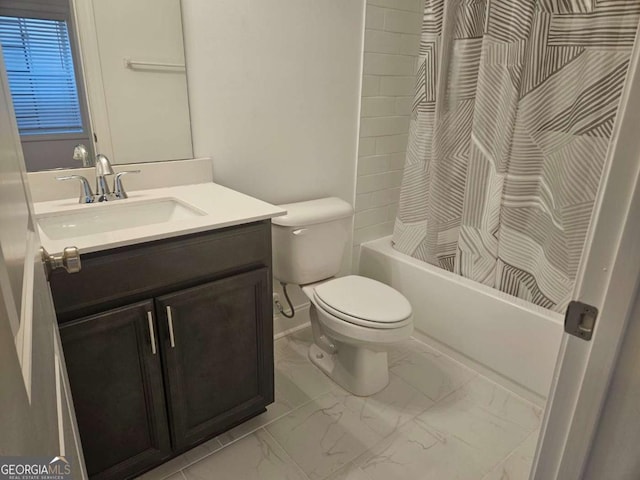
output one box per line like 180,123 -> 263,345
272,197 -> 353,285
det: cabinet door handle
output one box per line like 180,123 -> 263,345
147,311 -> 157,355
166,306 -> 176,348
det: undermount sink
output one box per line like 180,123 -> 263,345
37,198 -> 206,240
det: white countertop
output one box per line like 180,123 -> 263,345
34,182 -> 286,255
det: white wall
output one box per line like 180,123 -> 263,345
353,0 -> 423,267
182,0 -> 364,208
182,0 -> 365,332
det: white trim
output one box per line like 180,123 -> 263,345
273,321 -> 311,341
352,0 -> 367,210
54,330 -> 88,477
273,302 -> 311,339
54,341 -> 65,457
70,0 -> 114,159
0,251 -> 20,338
0,49 -> 22,341
532,28 -> 640,480
64,368 -> 87,479
15,229 -> 37,403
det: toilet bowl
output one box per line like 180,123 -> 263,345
271,197 -> 414,396
302,275 -> 413,396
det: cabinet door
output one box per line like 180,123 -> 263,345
60,300 -> 171,480
156,268 -> 273,450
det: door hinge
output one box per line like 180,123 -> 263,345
564,300 -> 598,341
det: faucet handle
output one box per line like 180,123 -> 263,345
56,175 -> 95,204
113,170 -> 141,199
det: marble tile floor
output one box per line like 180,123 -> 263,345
137,327 -> 543,480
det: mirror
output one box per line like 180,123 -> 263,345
0,0 -> 193,171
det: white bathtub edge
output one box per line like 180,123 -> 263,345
358,236 -> 564,399
411,329 -> 546,407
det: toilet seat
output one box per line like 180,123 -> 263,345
313,275 -> 412,330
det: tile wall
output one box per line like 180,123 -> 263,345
353,0 -> 423,267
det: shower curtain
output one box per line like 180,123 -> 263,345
392,0 -> 640,312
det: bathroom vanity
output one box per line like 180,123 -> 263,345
36,183 -> 285,480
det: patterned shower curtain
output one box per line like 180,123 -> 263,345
392,0 -> 640,312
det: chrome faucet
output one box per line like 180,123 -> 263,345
94,154 -> 115,202
57,149 -> 140,204
72,144 -> 92,167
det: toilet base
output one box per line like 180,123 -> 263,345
308,342 -> 389,396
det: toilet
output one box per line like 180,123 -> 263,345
272,197 -> 413,396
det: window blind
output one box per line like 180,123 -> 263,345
0,15 -> 83,136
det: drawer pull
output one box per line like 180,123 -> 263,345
166,306 -> 176,348
147,311 -> 157,355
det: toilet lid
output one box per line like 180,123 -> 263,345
313,275 -> 412,325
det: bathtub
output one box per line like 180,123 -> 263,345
358,236 -> 564,401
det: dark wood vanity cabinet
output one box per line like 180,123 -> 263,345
59,301 -> 171,480
51,221 -> 274,480
156,268 -> 272,450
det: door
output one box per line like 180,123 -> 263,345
531,27 -> 640,480
59,301 -> 171,480
156,268 -> 273,450
0,47 -> 85,475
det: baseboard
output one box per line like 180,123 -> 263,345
273,301 -> 310,339
274,321 -> 311,340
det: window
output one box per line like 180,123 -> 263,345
0,15 -> 83,136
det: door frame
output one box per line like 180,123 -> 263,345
531,28 -> 640,480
